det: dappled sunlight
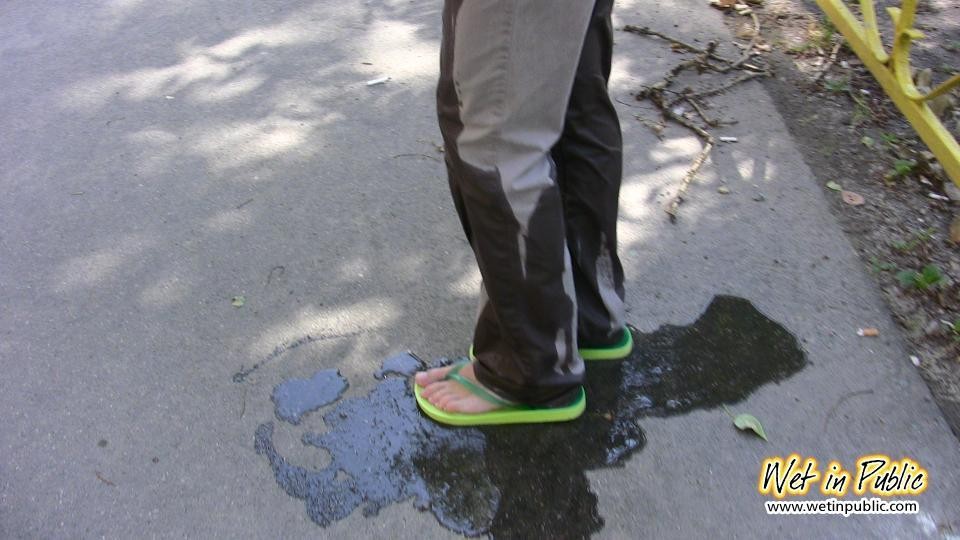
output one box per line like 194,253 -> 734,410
125,112 -> 339,175
718,146 -> 780,186
249,299 -> 401,360
139,274 -> 190,309
187,73 -> 268,103
192,113 -> 335,171
731,152 -> 757,182
335,257 -> 370,282
53,233 -> 152,292
360,19 -> 438,80
61,11 -> 349,113
648,135 -> 700,163
620,174 -> 669,221
62,53 -> 250,112
201,23 -> 318,61
203,208 -> 252,233
447,265 -> 482,299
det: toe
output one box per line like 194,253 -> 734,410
414,365 -> 455,387
426,384 -> 455,405
421,380 -> 449,400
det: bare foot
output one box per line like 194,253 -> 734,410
414,362 -> 507,414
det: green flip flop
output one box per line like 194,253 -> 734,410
414,360 -> 585,426
579,327 -> 634,361
467,326 -> 634,363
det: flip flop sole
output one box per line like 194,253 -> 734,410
467,327 -> 634,363
414,384 -> 585,426
579,328 -> 634,361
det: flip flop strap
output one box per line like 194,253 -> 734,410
445,361 -> 520,409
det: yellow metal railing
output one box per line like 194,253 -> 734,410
814,0 -> 960,184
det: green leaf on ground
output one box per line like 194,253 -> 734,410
860,136 -> 875,148
920,265 -> 944,287
893,159 -> 916,176
723,405 -> 769,441
896,269 -> 917,287
897,264 -> 945,290
231,295 -> 246,307
825,181 -> 842,191
733,413 -> 769,441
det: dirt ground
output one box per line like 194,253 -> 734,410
713,0 -> 960,435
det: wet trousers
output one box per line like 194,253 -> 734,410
438,0 -> 626,406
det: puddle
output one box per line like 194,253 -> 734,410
374,352 -> 425,380
271,369 -> 348,425
254,295 -> 805,538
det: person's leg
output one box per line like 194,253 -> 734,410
551,0 -> 627,348
419,0 -> 594,410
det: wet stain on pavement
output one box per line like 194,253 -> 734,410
374,352 -> 425,380
271,369 -> 349,425
254,295 -> 806,538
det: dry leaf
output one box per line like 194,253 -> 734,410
736,23 -> 757,38
842,190 -> 865,206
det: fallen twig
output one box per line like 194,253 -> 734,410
685,97 -> 720,127
659,102 -> 716,222
624,14 -> 771,222
637,42 -> 720,102
623,25 -> 733,64
635,115 -> 666,139
623,23 -> 768,74
670,71 -> 767,107
718,12 -> 761,73
813,40 -> 843,83
95,471 -> 116,487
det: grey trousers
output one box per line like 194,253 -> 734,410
438,0 -> 626,406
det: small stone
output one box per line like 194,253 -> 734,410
752,193 -> 766,202
842,190 -> 865,206
943,182 -> 960,202
718,186 -> 731,194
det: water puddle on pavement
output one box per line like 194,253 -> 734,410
253,295 -> 806,538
